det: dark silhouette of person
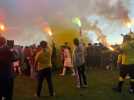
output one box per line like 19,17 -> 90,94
0,37 -> 16,100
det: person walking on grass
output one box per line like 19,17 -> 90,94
113,48 -> 134,93
60,42 -> 75,76
34,41 -> 55,97
73,38 -> 88,88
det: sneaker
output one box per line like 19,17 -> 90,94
82,84 -> 88,88
76,84 -> 81,88
112,86 -> 122,93
59,74 -> 64,76
72,73 -> 75,76
34,93 -> 40,98
129,89 -> 134,94
50,92 -> 56,96
2,97 -> 5,100
126,75 -> 130,79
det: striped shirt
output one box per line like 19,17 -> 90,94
73,44 -> 85,67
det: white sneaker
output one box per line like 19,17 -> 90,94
72,73 -> 75,76
2,97 -> 5,100
76,84 -> 80,88
34,93 -> 40,98
59,74 -> 64,76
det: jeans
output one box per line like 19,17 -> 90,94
77,64 -> 87,86
36,68 -> 54,96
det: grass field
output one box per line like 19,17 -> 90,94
14,69 -> 134,100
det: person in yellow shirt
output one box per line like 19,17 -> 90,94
34,41 -> 55,97
112,48 -> 134,93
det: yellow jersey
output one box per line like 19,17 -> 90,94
117,53 -> 128,65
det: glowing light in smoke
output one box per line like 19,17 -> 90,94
72,17 -> 82,27
108,46 -> 114,51
0,23 -> 5,32
43,26 -> 53,36
124,19 -> 134,28
41,21 -> 53,36
48,29 -> 53,36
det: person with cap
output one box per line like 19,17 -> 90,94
34,41 -> 55,97
0,36 -> 15,100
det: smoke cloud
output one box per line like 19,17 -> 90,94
0,0 -> 131,45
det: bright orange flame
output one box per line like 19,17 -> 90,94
48,30 -> 52,36
0,23 -> 5,32
44,27 -> 53,36
124,19 -> 134,28
108,46 -> 114,51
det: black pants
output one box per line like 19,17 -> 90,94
0,78 -> 14,100
77,64 -> 87,86
119,64 -> 134,79
119,64 -> 129,79
36,68 -> 54,96
118,64 -> 134,90
128,64 -> 134,90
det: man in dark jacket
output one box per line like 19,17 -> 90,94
0,36 -> 15,100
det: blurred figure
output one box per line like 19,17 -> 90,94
0,37 -> 16,100
60,42 -> 75,76
106,52 -> 115,71
12,46 -> 22,75
113,49 -> 128,92
35,41 -> 55,97
85,43 -> 94,69
113,47 -> 134,93
59,45 -> 65,73
73,38 -> 87,88
51,42 -> 57,72
23,47 -> 32,76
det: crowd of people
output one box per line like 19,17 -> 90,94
3,39 -> 118,77
0,36 -> 89,99
1,35 -> 133,100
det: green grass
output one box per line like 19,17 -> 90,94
14,69 -> 134,100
